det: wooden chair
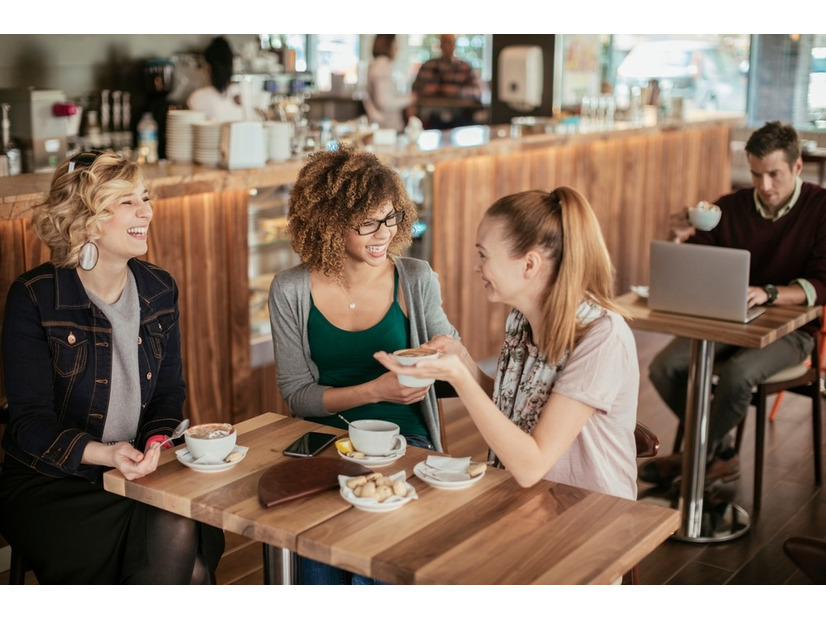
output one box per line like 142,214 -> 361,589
623,421 -> 660,585
783,536 -> 826,584
673,338 -> 822,512
767,308 -> 826,422
1,402 -> 31,584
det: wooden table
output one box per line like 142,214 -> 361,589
103,412 -> 680,584
616,292 -> 821,542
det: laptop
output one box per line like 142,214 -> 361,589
648,240 -> 766,323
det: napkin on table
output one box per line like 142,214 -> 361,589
423,455 -> 472,481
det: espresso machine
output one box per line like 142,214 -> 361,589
0,87 -> 77,173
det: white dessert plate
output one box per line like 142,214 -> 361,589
337,447 -> 405,468
413,460 -> 486,490
630,285 -> 649,299
176,445 -> 248,473
338,471 -> 417,512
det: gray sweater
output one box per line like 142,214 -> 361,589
268,257 -> 459,451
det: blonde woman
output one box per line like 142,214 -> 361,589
377,187 -> 639,500
0,151 -> 223,583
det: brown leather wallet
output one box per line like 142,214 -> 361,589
258,456 -> 372,508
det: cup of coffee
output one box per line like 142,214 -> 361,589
688,200 -> 722,231
348,419 -> 407,456
184,422 -> 236,462
392,347 -> 439,387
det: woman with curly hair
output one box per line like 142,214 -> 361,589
269,145 -> 458,584
377,187 -> 638,501
269,145 -> 458,450
0,150 -> 224,583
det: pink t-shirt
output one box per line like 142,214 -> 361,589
492,306 -> 639,500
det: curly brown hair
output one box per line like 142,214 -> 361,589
287,145 -> 416,280
33,151 -> 144,268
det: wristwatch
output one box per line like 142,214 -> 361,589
763,284 -> 778,305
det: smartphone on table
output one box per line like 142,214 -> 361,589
283,431 -> 338,457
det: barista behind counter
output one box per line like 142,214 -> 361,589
187,36 -> 245,122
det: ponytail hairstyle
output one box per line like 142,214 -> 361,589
485,186 -> 626,362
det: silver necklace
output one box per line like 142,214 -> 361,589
338,282 -> 358,310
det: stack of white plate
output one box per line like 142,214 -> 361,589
193,121 -> 223,166
165,110 -> 206,163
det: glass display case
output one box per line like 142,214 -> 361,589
248,184 -> 299,367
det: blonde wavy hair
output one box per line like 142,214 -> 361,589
287,145 -> 416,281
485,186 -> 627,362
33,151 -> 144,268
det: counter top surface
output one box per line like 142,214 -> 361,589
0,113 -> 744,218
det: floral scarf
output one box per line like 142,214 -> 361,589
489,300 -> 605,467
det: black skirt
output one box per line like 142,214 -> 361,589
0,457 -> 224,584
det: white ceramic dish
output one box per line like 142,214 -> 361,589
413,460 -> 486,490
337,447 -> 405,468
176,445 -> 248,473
630,285 -> 649,299
338,471 -> 417,512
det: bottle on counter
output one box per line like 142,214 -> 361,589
0,103 -> 22,177
137,112 -> 159,164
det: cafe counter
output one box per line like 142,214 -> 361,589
0,113 -> 742,427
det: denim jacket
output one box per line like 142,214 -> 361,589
1,259 -> 186,482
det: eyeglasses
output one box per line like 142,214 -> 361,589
354,210 -> 405,236
67,150 -> 106,173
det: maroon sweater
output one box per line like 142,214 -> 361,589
689,182 -> 826,334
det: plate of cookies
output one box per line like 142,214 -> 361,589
413,456 -> 486,490
338,470 -> 418,512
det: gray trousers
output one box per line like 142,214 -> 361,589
649,329 -> 814,460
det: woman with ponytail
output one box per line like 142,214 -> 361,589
376,186 -> 638,500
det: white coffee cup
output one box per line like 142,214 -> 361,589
392,347 -> 438,387
184,422 -> 236,462
348,419 -> 406,456
266,121 -> 292,162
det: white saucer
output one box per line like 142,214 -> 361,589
176,445 -> 248,473
337,448 -> 405,468
413,460 -> 485,490
338,471 -> 417,512
630,285 -> 649,299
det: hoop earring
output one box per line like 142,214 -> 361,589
78,241 -> 99,271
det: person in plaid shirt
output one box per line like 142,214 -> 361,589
410,34 -> 482,128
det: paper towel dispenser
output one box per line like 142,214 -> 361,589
498,45 -> 543,111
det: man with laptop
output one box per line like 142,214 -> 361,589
640,121 -> 826,488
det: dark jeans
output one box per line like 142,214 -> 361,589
298,433 -> 434,585
649,330 -> 813,459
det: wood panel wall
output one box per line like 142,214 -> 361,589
430,124 -> 733,362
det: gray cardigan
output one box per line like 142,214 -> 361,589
268,256 -> 459,451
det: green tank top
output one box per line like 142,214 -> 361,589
306,270 -> 428,438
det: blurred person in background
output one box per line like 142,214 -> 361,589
410,34 -> 482,129
364,34 -> 416,132
187,36 -> 245,122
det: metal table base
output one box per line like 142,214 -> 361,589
672,339 -> 750,543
